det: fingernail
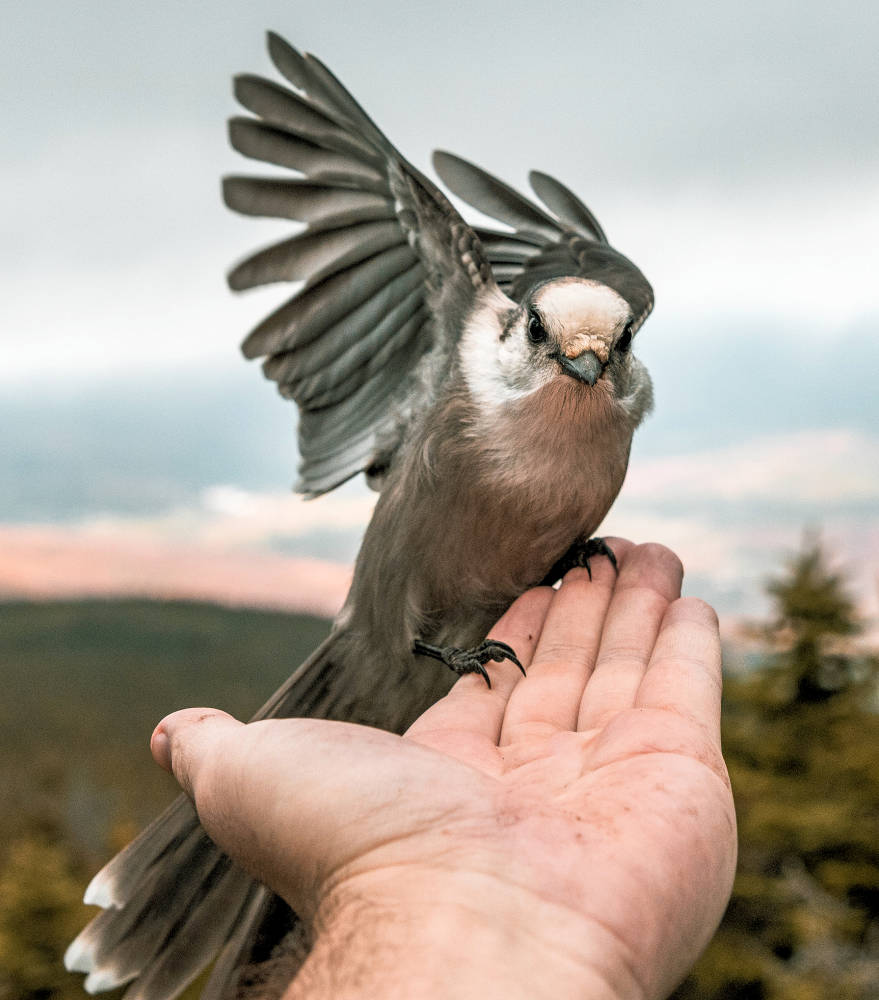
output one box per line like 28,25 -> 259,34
151,728 -> 172,772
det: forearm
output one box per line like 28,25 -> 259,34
284,875 -> 641,1000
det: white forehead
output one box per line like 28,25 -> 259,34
534,279 -> 629,334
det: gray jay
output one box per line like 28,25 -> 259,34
66,33 -> 654,1000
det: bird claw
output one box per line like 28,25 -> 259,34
412,638 -> 526,688
541,536 -> 618,585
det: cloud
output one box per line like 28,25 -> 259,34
0,524 -> 351,619
622,429 -> 879,506
615,177 -> 879,328
2,428 -> 876,633
604,429 -> 879,631
3,2 -> 879,384
81,484 -> 377,559
84,429 -> 877,558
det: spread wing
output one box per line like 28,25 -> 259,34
432,152 -> 654,334
224,34 -> 496,497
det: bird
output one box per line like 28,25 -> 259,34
66,32 -> 655,1000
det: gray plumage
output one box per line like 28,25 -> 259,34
67,32 -> 655,1000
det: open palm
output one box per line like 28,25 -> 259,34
156,540 -> 736,1000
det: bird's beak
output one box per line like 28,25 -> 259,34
557,350 -> 604,386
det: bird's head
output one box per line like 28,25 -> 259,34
462,276 -> 643,411
518,277 -> 634,389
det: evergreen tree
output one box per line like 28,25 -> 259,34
766,531 -> 861,703
0,834 -> 95,1000
676,535 -> 879,999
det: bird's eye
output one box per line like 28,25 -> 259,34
616,323 -> 633,353
528,313 -> 547,343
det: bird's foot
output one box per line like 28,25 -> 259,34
412,638 -> 525,689
541,536 -> 618,586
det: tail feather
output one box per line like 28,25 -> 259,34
71,836 -> 231,990
120,871 -> 260,1000
67,632 -> 349,1000
209,895 -> 308,1000
68,617 -> 454,999
199,889 -> 273,1000
66,815 -> 200,971
83,796 -> 199,909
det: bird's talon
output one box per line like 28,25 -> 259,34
603,543 -> 619,573
487,639 -> 514,654
412,636 -> 524,687
541,536 -> 619,586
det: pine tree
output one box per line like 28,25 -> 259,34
675,535 -> 879,1000
766,531 -> 861,703
0,834 -> 95,1000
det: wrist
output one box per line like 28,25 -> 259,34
286,867 -> 643,1000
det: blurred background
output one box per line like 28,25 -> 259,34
1,1 -> 877,997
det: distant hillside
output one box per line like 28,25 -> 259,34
0,599 -> 331,850
2,566 -> 878,1000
0,599 -> 331,998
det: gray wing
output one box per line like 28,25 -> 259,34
432,152 -> 654,334
224,34 -> 496,497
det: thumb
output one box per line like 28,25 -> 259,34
150,709 -> 396,915
151,708 -> 243,802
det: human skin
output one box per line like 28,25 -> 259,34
152,540 -> 737,999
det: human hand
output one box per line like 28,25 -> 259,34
152,541 -> 736,1000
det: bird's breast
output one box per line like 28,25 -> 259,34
347,379 -> 635,653
414,385 -> 632,630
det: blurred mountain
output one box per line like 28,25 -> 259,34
1,537 -> 877,999
0,599 -> 330,1000
0,599 -> 330,843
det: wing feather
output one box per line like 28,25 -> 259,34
298,362 -> 409,453
228,118 -> 389,191
266,34 -> 391,154
434,152 -> 654,332
294,365 -> 416,496
471,229 -> 544,260
227,212 -> 402,290
233,74 -> 384,165
222,177 -> 389,222
226,36 -> 497,495
298,310 -> 427,411
266,290 -> 425,400
240,246 -> 422,358
432,151 -> 561,240
527,170 -> 607,241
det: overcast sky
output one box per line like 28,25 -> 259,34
2,1 -> 877,624
3,0 -> 878,384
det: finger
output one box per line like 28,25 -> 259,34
636,597 -> 723,745
406,586 -> 554,767
578,543 -> 684,732
499,538 -> 634,745
151,708 -> 244,800
153,708 -> 447,916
